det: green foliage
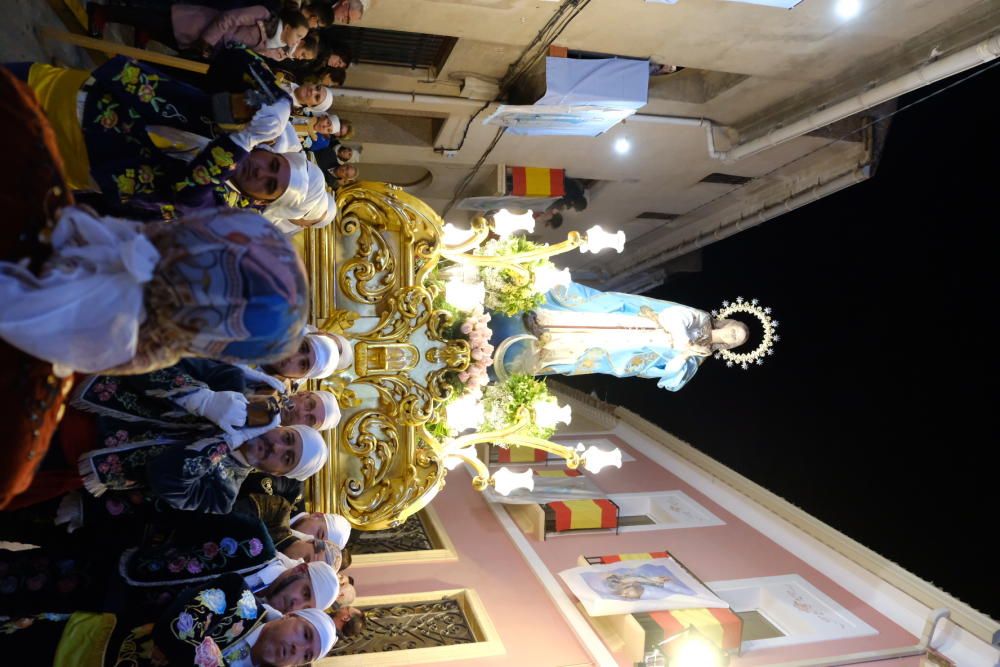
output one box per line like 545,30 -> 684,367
481,373 -> 555,440
477,237 -> 550,317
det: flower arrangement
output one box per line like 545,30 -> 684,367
481,373 -> 555,440
476,237 -> 551,316
458,308 -> 493,393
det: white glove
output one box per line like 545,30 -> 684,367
230,98 -> 292,151
224,414 -> 281,448
173,388 -> 249,435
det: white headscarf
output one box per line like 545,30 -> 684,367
308,192 -> 338,230
325,513 -> 352,550
306,87 -> 334,114
263,152 -> 309,223
270,122 -> 304,155
285,425 -> 327,480
297,162 -> 328,220
291,608 -> 338,655
307,561 -> 340,610
312,390 -> 342,430
303,333 -> 341,379
325,114 -> 342,136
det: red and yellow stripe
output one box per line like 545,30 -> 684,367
598,551 -> 670,563
547,499 -> 617,531
650,607 -> 742,651
495,446 -> 548,463
535,469 -> 582,478
510,167 -> 566,197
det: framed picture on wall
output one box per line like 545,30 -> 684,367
559,557 -> 729,616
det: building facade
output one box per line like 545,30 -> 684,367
326,383 -> 998,666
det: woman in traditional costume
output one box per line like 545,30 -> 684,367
77,424 -> 328,514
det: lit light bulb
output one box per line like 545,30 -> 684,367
445,394 -> 485,434
444,278 -> 486,311
491,209 -> 535,238
614,137 -> 631,155
443,223 -> 476,246
580,445 -> 622,474
532,264 -> 572,294
532,399 -> 573,428
666,631 -> 725,667
491,467 -> 534,496
581,225 -> 626,254
834,0 -> 861,20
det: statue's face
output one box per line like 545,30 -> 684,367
716,321 -> 749,348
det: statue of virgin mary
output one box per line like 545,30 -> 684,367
490,281 -> 749,391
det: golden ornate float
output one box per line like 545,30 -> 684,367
302,183 -> 622,530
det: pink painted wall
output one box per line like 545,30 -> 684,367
519,433 -> 921,666
348,467 -> 593,667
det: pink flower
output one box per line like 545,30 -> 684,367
460,322 -> 473,334
194,637 -> 223,667
186,560 -> 204,574
106,454 -> 121,465
203,542 -> 220,558
458,371 -> 470,383
98,462 -> 111,473
105,498 -> 125,515
167,558 -> 186,573
98,392 -> 112,401
248,538 -> 263,557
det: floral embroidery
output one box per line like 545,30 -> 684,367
197,588 -> 227,615
203,542 -> 220,558
219,538 -> 238,557
115,171 -> 135,195
92,379 -> 119,401
0,613 -> 69,635
117,64 -> 141,86
224,620 -> 245,641
194,637 -> 223,667
211,146 -> 235,168
247,538 -> 263,557
236,590 -> 258,620
177,611 -> 196,640
624,352 -> 658,374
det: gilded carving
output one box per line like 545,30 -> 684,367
303,182 -> 461,531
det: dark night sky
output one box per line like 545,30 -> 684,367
565,61 -> 1000,620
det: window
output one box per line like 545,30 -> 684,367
350,508 -> 458,567
322,26 -> 456,71
636,211 -> 681,221
327,589 -> 504,665
700,172 -> 754,186
608,491 -> 725,532
707,575 -> 878,651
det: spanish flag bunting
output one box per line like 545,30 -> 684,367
546,499 -> 618,532
510,166 -> 566,198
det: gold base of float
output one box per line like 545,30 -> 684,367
302,182 -> 466,531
